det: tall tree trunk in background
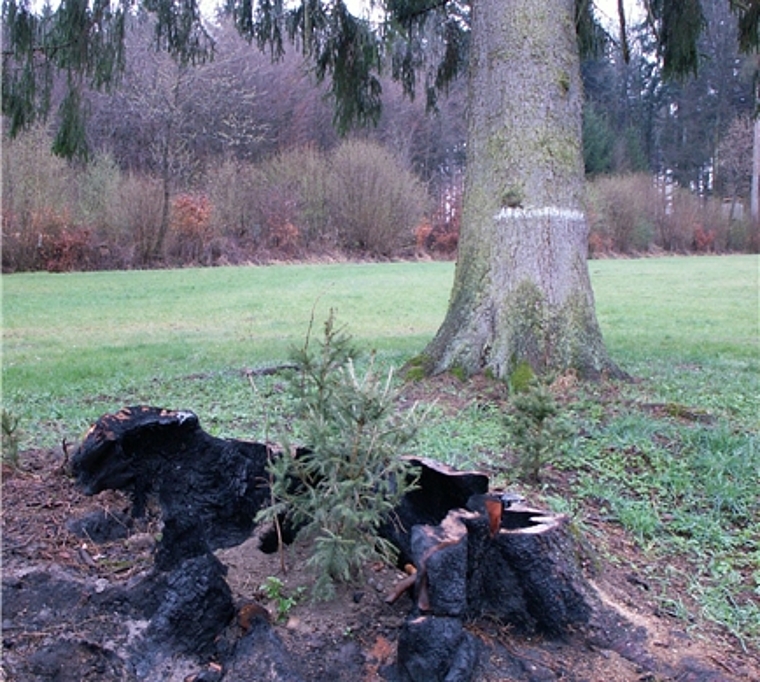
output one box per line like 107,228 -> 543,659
423,0 -> 623,380
751,102 -> 760,227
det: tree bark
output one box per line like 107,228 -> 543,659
423,0 -> 623,380
751,86 -> 760,226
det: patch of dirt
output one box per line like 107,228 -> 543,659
401,373 -> 511,415
3,441 -> 758,681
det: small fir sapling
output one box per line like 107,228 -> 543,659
507,370 -> 570,483
256,311 -> 424,600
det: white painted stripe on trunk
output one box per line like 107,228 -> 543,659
494,206 -> 585,222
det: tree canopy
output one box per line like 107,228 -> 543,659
3,0 -> 759,159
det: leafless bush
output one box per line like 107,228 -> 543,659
654,185 -> 738,253
251,167 -> 303,257
262,147 -> 332,250
426,175 -> 463,257
586,173 -> 740,255
328,139 -> 427,257
662,189 -> 707,252
75,151 -> 122,234
206,160 -> 261,248
37,225 -> 100,272
109,174 -> 165,266
586,174 -> 657,254
166,193 -> 214,264
2,126 -> 76,271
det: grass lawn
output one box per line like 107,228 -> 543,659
2,254 -> 759,648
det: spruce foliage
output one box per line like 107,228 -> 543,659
4,0 -> 760,158
1,0 -> 212,159
508,378 -> 570,484
257,311 -> 424,600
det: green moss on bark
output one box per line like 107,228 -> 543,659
500,279 -> 623,380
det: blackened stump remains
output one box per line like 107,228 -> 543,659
465,501 -> 595,634
70,406 -> 276,666
382,456 -> 489,566
72,405 -> 272,561
393,499 -> 598,680
68,405 -> 600,682
396,615 -> 480,682
406,497 -> 596,635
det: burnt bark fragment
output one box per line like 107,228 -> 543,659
396,615 -> 480,682
66,509 -> 132,543
143,553 -> 235,658
223,617 -> 307,682
409,512 -> 470,616
383,457 -> 489,565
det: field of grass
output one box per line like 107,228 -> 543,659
2,254 -> 759,648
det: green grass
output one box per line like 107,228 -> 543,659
2,262 -> 448,393
551,408 -> 759,651
2,262 -> 451,441
591,255 -> 759,363
2,254 -> 759,647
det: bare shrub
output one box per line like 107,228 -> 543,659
414,218 -> 433,256
587,173 -> 743,255
75,151 -> 122,234
2,126 -> 74,217
3,207 -> 66,271
254,177 -> 302,256
427,175 -> 462,256
655,187 -> 737,253
2,126 -> 76,271
2,208 -> 38,272
109,174 -> 165,267
699,198 -> 744,252
207,153 -> 322,260
723,216 -> 755,252
586,174 -> 658,254
415,180 -> 462,258
167,193 -> 214,264
327,140 -> 426,257
262,147 -> 332,250
656,187 -> 699,252
38,225 -> 99,272
206,160 -> 261,253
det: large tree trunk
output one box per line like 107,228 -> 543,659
424,0 -> 623,380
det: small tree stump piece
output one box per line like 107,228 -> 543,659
409,497 -> 597,635
383,457 -> 489,565
396,615 -> 480,682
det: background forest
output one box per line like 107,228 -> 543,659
2,0 -> 757,273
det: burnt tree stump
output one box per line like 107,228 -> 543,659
72,405 -> 272,566
71,406 -> 275,659
394,498 -> 599,680
407,497 -> 597,635
69,405 -> 603,681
